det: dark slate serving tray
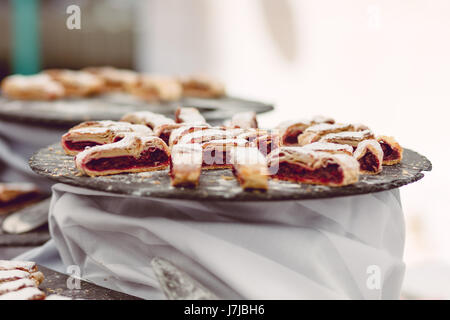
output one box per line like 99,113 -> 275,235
38,265 -> 142,300
29,143 -> 432,201
0,94 -> 273,127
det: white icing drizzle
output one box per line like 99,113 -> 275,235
303,142 -> 353,154
0,260 -> 36,272
0,278 -> 36,294
0,270 -> 31,282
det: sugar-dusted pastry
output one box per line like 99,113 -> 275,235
0,183 -> 43,215
44,69 -> 104,97
303,142 -> 354,155
169,144 -> 203,188
0,269 -> 44,286
297,123 -> 354,146
353,140 -> 384,175
276,119 -> 312,145
319,130 -> 375,150
311,115 -> 335,125
127,74 -> 182,102
226,111 -> 258,129
175,107 -> 207,125
177,128 -> 243,145
238,130 -> 281,157
75,134 -> 170,176
168,125 -> 212,146
1,74 -> 65,100
201,139 -> 250,169
0,278 -> 37,295
0,260 -> 38,273
120,111 -> 175,129
61,122 -> 153,155
83,66 -> 139,91
179,75 -> 225,98
0,286 -> 46,300
377,136 -> 403,165
229,147 -> 269,191
267,147 -> 359,186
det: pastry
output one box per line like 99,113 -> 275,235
0,287 -> 46,300
0,260 -> 38,273
226,111 -> 258,129
353,140 -> 384,175
126,74 -> 182,102
0,269 -> 44,286
83,66 -> 139,91
1,74 -> 65,100
229,147 -> 268,190
120,111 -> 175,130
44,69 -> 104,97
169,144 -> 203,188
177,128 -> 243,145
237,130 -> 280,157
179,75 -> 225,98
62,122 -> 153,155
75,134 -> 171,176
276,116 -> 334,146
0,278 -> 37,295
267,147 -> 359,186
319,130 -> 375,150
297,123 -> 354,146
303,142 -> 354,155
202,139 -> 250,169
0,183 -> 43,215
168,125 -> 212,146
175,107 -> 207,125
377,136 -> 403,165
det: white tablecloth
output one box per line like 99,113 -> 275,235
17,183 -> 405,300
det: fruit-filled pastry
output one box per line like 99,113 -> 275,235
202,139 -> 250,169
121,111 -> 175,130
168,125 -> 213,146
230,147 -> 269,191
44,69 -> 104,97
267,147 -> 359,186
83,66 -> 139,91
376,136 -> 403,165
175,107 -> 207,125
238,130 -> 280,157
0,286 -> 46,300
319,130 -> 375,150
353,140 -> 384,175
0,278 -> 38,296
75,134 -> 170,176
276,116 -> 335,146
179,75 -> 225,98
177,128 -> 243,145
169,144 -> 203,188
0,183 -> 44,215
1,74 -> 65,100
226,111 -> 258,129
0,260 -> 38,273
62,122 -> 153,155
297,123 -> 354,146
126,74 -> 182,102
303,142 -> 354,155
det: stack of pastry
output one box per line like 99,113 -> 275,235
0,260 -> 45,300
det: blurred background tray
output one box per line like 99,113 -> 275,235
30,143 -> 431,202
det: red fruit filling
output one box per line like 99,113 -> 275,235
274,162 -> 343,185
85,148 -> 169,172
283,130 -> 303,145
358,151 -> 380,173
64,140 -> 101,151
379,141 -> 400,161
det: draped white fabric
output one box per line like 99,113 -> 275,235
19,183 -> 405,300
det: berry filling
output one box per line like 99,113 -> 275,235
274,162 -> 344,185
358,151 -> 380,173
379,141 -> 400,161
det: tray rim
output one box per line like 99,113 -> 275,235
29,144 -> 432,202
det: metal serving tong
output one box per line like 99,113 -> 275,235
150,257 -> 219,300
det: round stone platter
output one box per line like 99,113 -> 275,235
29,143 -> 432,201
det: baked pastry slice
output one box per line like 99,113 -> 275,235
120,111 -> 175,129
230,147 -> 269,191
1,74 -> 65,100
276,119 -> 312,145
0,286 -> 46,300
169,144 -> 203,188
297,123 -> 355,146
0,183 -> 44,215
61,122 -> 153,155
319,130 -> 375,150
376,136 -> 403,165
202,139 -> 250,169
238,130 -> 281,157
179,75 -> 225,98
353,140 -> 384,175
83,66 -> 139,91
127,74 -> 182,102
75,134 -> 170,176
303,142 -> 354,155
0,278 -> 37,295
0,260 -> 38,273
177,128 -> 243,145
44,69 -> 104,97
175,107 -> 207,125
267,147 -> 359,186
0,269 -> 44,286
168,125 -> 213,146
226,111 -> 258,129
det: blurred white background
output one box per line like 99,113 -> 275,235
136,0 -> 449,297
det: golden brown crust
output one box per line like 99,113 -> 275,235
297,123 -> 354,146
126,75 -> 182,102
230,147 -> 268,190
175,107 -> 207,125
353,140 -> 383,175
170,144 -> 203,188
377,135 -> 403,165
0,183 -> 43,215
44,69 -> 104,97
1,74 -> 65,100
179,75 -> 225,98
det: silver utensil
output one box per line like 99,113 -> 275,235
2,198 -> 51,234
150,257 -> 219,300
